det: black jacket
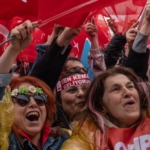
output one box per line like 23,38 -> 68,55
30,38 -> 72,90
104,34 -> 127,69
125,48 -> 149,80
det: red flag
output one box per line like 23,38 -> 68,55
69,29 -> 89,58
38,0 -> 129,32
0,0 -> 38,20
16,27 -> 47,63
103,0 -> 146,33
94,15 -> 111,49
0,17 -> 47,63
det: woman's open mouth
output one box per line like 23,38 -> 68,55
123,99 -> 136,108
26,111 -> 39,121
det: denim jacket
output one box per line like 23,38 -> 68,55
0,72 -> 13,100
9,131 -> 69,150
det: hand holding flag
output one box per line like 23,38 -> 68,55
57,26 -> 82,47
9,20 -> 36,51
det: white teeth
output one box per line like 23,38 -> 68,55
27,112 -> 39,117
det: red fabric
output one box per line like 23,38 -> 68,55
94,15 -> 111,49
15,27 -> 47,63
56,74 -> 90,92
69,28 -> 89,59
108,117 -> 150,149
0,16 -> 47,63
41,124 -> 51,148
20,124 -> 51,148
0,0 -> 38,20
38,0 -> 129,33
102,0 -> 147,33
0,17 -> 25,56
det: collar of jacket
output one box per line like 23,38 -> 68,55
21,124 -> 51,148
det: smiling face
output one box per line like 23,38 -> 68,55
13,82 -> 47,136
103,74 -> 140,127
61,84 -> 89,119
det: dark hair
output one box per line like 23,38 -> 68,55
62,57 -> 81,71
56,57 -> 85,105
55,70 -> 88,129
56,70 -> 86,104
85,67 -> 149,127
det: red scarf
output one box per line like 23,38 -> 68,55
108,117 -> 150,150
20,124 -> 51,148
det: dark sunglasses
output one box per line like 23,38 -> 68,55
12,94 -> 47,107
62,66 -> 88,75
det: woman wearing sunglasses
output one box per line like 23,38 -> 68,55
0,20 -> 70,150
8,76 -> 69,150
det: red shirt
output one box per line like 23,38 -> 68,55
108,117 -> 150,150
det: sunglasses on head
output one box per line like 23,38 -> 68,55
12,93 -> 47,107
62,66 -> 88,75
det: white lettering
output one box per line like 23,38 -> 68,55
115,142 -> 127,150
61,77 -> 71,84
72,74 -> 89,80
128,137 -> 140,150
140,135 -> 150,150
114,134 -> 150,150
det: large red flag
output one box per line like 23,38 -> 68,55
0,0 -> 38,20
103,0 -> 146,33
0,17 -> 47,63
69,28 -> 89,59
38,0 -> 129,32
94,15 -> 111,49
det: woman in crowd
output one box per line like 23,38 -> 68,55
53,20 -> 107,129
60,4 -> 150,143
30,19 -> 106,90
30,21 -> 106,130
0,20 -> 70,150
61,66 -> 150,150
54,67 -> 91,129
9,76 -> 69,150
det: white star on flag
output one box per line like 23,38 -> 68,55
22,0 -> 27,3
73,40 -> 79,52
17,20 -> 23,23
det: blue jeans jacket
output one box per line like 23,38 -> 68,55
9,131 -> 69,150
0,87 -> 4,100
0,72 -> 13,100
29,44 -> 49,75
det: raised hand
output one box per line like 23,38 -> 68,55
125,21 -> 139,47
57,26 -> 82,47
144,1 -> 150,23
107,19 -> 118,34
10,20 -> 36,51
85,22 -> 98,38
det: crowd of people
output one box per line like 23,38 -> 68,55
1,1 -> 150,150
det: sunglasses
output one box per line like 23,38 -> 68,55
62,66 -> 88,75
12,94 -> 47,107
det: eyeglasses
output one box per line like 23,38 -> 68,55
62,66 -> 88,75
65,84 -> 90,94
12,94 -> 47,107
